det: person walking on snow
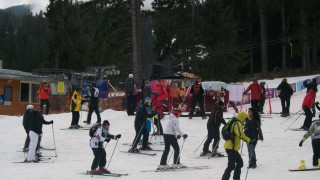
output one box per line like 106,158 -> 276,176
22,105 -> 34,152
89,120 -> 121,174
221,112 -> 252,180
151,91 -> 163,135
25,108 -> 53,162
277,78 -> 293,117
37,82 -> 51,115
188,78 -> 206,119
243,79 -> 262,113
70,88 -> 87,129
159,108 -> 188,169
125,74 -> 136,115
244,107 -> 264,168
201,100 -> 226,157
299,119 -> 320,167
301,89 -> 316,130
86,82 -> 102,125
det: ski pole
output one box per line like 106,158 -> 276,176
193,135 -> 207,155
211,138 -> 221,156
51,123 -> 57,157
129,124 -> 145,154
285,113 -> 304,131
175,139 -> 186,165
280,109 -> 303,125
107,138 -> 119,169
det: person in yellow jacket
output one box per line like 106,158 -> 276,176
70,88 -> 86,129
222,112 -> 252,180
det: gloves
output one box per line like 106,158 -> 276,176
50,120 -> 54,124
116,134 -> 121,139
183,134 -> 188,139
105,138 -> 111,143
299,141 -> 303,147
154,114 -> 158,119
177,135 -> 181,139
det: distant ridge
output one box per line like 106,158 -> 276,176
2,4 -> 31,16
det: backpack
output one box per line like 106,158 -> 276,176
89,123 -> 101,137
221,118 -> 237,141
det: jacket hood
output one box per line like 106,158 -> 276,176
236,112 -> 249,124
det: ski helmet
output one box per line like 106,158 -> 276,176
172,108 -> 181,116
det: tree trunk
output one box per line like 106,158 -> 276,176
300,0 -> 308,73
281,0 -> 286,72
259,1 -> 268,77
131,0 -> 141,83
249,22 -> 254,75
190,0 -> 195,73
312,42 -> 317,70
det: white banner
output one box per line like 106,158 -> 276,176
229,84 -> 243,101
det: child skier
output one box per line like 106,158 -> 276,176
244,108 -> 264,168
89,120 -> 121,174
299,119 -> 320,167
158,108 -> 188,169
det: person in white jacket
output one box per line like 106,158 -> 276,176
159,108 -> 188,169
89,120 -> 121,174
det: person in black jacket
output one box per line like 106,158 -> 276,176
22,105 -> 34,152
303,78 -> 318,117
128,102 -> 154,153
142,80 -> 151,104
26,109 -> 53,162
259,82 -> 266,114
244,107 -> 264,168
201,101 -> 226,156
86,82 -> 102,124
277,78 -> 293,117
188,78 -> 206,119
125,74 -> 136,115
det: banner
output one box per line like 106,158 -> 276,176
229,84 -> 243,101
57,81 -> 65,94
98,80 -> 108,99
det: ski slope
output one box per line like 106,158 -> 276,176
1,75 -> 320,180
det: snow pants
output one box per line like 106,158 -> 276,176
40,99 -> 50,115
280,97 -> 291,114
87,103 -> 101,124
71,111 -> 80,126
160,134 -> 180,165
91,148 -> 106,170
203,126 -> 220,153
222,149 -> 243,180
312,139 -> 320,166
132,124 -> 149,149
27,131 -> 39,161
251,100 -> 259,113
189,95 -> 205,117
127,95 -> 136,115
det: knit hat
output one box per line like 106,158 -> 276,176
103,120 -> 110,126
236,112 -> 249,123
144,97 -> 151,104
26,105 -> 34,110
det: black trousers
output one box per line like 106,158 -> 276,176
189,96 -> 205,117
222,149 -> 243,180
91,148 -> 107,170
132,124 -> 149,149
127,95 -> 136,115
160,134 -> 180,165
280,97 -> 291,114
24,131 -> 30,150
312,139 -> 320,166
203,127 -> 220,153
154,117 -> 163,133
71,111 -> 80,126
251,100 -> 259,112
87,104 -> 101,124
259,99 -> 266,113
302,108 -> 312,129
40,99 -> 50,114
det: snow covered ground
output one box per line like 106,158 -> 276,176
1,75 -> 320,180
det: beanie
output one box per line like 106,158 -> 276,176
145,97 -> 151,104
103,120 -> 110,126
236,112 -> 249,123
26,105 -> 34,110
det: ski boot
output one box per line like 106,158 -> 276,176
200,150 -> 211,157
128,148 -> 140,153
139,146 -> 152,151
172,163 -> 187,169
157,164 -> 171,170
99,167 -> 111,174
211,152 -> 224,157
89,169 -> 100,175
298,160 -> 306,170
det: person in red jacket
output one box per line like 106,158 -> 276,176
153,80 -> 168,102
37,82 -> 51,115
301,89 -> 316,130
151,91 -> 163,135
244,79 -> 262,113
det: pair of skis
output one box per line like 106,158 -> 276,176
82,171 -> 128,177
142,165 -> 210,172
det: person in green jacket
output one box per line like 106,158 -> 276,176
222,112 -> 252,180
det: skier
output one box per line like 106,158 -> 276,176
22,105 -> 34,152
86,82 -> 102,125
188,78 -> 206,119
244,108 -> 264,168
139,97 -> 156,144
129,102 -> 153,153
301,89 -> 316,130
151,91 -> 163,135
89,120 -> 121,174
159,108 -> 188,169
201,100 -> 226,157
125,74 -> 136,115
299,119 -> 320,167
37,82 -> 51,115
25,108 -> 53,162
259,82 -> 266,114
303,78 -> 318,117
70,88 -> 86,129
243,79 -> 262,113
277,78 -> 294,117
221,112 -> 252,180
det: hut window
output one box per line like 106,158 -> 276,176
20,82 -> 40,103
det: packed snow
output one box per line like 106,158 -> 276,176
1,75 -> 320,180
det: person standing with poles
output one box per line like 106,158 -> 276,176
277,78 -> 294,117
22,105 -> 34,152
70,88 -> 87,129
221,112 -> 252,180
158,108 -> 188,170
86,82 -> 102,125
243,79 -> 262,113
125,74 -> 136,116
201,100 -> 226,157
300,89 -> 316,130
244,108 -> 264,168
89,120 -> 121,174
37,82 -> 51,115
188,78 -> 206,119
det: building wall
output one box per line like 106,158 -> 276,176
0,78 -> 39,116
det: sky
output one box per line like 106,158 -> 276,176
0,0 -> 153,13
